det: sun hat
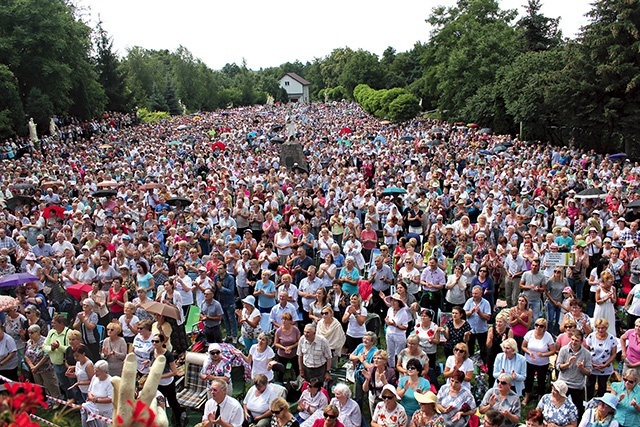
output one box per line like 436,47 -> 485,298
562,287 -> 573,294
242,295 -> 256,307
381,384 -> 400,400
390,294 -> 405,307
594,393 -> 618,412
414,390 -> 438,406
551,380 -> 568,398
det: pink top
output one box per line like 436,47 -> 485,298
622,329 -> 640,364
512,314 -> 529,338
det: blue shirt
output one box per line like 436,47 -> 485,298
255,280 -> 276,309
463,297 -> 491,333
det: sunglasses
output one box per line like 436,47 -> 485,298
381,395 -> 395,400
497,380 -> 510,386
272,410 -> 282,415
323,413 -> 338,420
151,340 -> 161,344
454,348 -> 465,353
107,328 -> 115,331
535,324 -> 546,328
321,312 -> 330,316
210,351 -> 220,355
624,378 -> 636,384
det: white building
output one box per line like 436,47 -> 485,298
278,72 -> 310,103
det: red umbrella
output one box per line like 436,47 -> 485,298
43,205 -> 65,219
66,283 -> 92,300
211,141 -> 226,151
339,126 -> 352,136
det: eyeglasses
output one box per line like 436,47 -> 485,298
321,312 -> 330,316
151,340 -> 161,344
107,328 -> 115,331
323,413 -> 338,420
497,380 -> 510,386
454,348 -> 465,353
624,378 -> 636,384
407,366 -> 417,371
210,351 -> 220,355
479,269 -> 487,273
565,325 -> 575,329
381,395 -> 395,400
535,324 -> 546,328
272,409 -> 282,415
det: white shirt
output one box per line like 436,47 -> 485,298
202,396 -> 244,427
249,344 -> 275,381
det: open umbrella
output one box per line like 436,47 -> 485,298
272,124 -> 283,132
66,283 -> 92,300
609,153 -> 628,160
176,125 -> 191,130
0,295 -> 18,311
92,190 -> 117,198
41,180 -> 64,190
479,150 -> 493,156
493,145 -> 508,153
96,180 -> 118,188
575,188 -> 606,199
428,127 -> 444,134
5,196 -> 37,211
478,128 -> 492,134
139,183 -> 163,191
270,137 -> 284,144
167,140 -> 182,146
10,183 -> 34,190
373,136 -> 387,144
627,199 -> 640,209
98,144 -> 112,149
400,135 -> 415,141
426,140 -> 442,147
467,123 -> 480,128
43,205 -> 66,219
381,186 -> 407,196
0,273 -> 39,288
167,197 -> 191,207
338,126 -> 351,136
141,301 -> 181,320
211,141 -> 226,151
380,120 -> 391,125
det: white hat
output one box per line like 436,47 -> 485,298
381,384 -> 400,400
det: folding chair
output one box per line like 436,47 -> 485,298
184,305 -> 201,336
176,351 -> 209,410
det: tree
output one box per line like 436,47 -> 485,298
0,65 -> 25,138
423,0 -> 519,122
388,93 -> 421,122
164,79 -> 182,115
516,0 -> 562,52
25,87 -> 54,131
552,0 -> 640,153
94,19 -> 130,111
147,83 -> 168,112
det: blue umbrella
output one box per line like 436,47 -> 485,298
400,135 -> 415,141
478,128 -> 492,134
381,186 -> 407,196
0,273 -> 40,288
373,135 -> 387,144
609,153 -> 627,160
479,150 -> 493,156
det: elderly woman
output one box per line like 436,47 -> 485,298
73,298 -> 100,362
487,312 -> 514,376
0,325 -> 18,381
560,299 -> 593,336
296,378 -> 329,423
23,305 -> 48,338
385,293 -> 411,367
436,370 -> 476,427
396,358 -> 431,419
522,318 -> 556,406
536,380 -> 578,427
317,304 -> 346,368
479,373 -> 521,427
410,391 -> 444,427
81,360 -> 113,427
363,349 -> 397,416
445,264 -> 467,311
371,384 -> 408,427
621,318 -> 640,369
25,324 -> 62,399
67,344 -> 94,402
349,331 -> 378,401
238,332 -> 276,382
324,383 -> 361,427
201,343 -> 233,396
342,294 -> 368,354
236,295 -> 262,353
443,343 -> 474,390
271,396 -> 299,427
338,256 -> 361,296
118,301 -> 140,344
132,319 -> 154,376
578,393 -> 618,427
611,367 -> 640,427
274,311 -> 300,382
412,308 -> 439,373
243,374 -> 277,427
492,338 -> 526,396
101,320 -> 127,376
586,317 -> 617,400
397,335 -> 429,378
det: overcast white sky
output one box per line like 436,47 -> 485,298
77,0 -> 593,70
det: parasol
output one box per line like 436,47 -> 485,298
141,301 -> 181,320
381,186 -> 407,196
96,180 -> 118,188
66,283 -> 93,300
575,188 -> 606,199
0,273 -> 40,288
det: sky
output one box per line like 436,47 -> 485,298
77,0 -> 593,71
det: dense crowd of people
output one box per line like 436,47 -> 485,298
0,101 -> 638,427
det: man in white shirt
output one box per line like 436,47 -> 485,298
202,379 -> 244,427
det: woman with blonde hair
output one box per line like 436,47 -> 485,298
270,397 -> 298,427
317,305 -> 346,368
593,271 -> 617,336
101,320 -> 127,376
585,318 -> 617,400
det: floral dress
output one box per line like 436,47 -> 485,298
410,410 -> 445,427
536,393 -> 578,426
372,401 -> 409,427
200,357 -> 233,395
586,333 -> 616,376
25,336 -> 53,373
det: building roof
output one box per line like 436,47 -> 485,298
281,72 -> 310,86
